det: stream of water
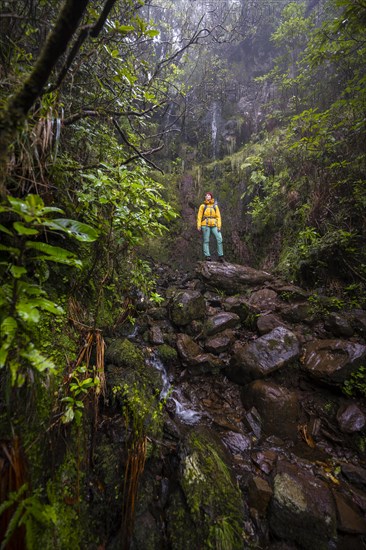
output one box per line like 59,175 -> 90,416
146,354 -> 202,425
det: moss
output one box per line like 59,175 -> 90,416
179,430 -> 246,549
156,344 -> 178,365
105,338 -> 145,370
166,490 -> 201,549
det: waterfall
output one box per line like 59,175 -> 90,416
147,353 -> 202,424
211,101 -> 219,159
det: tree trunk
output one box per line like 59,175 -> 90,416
0,0 -> 90,194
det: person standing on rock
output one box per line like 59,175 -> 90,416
197,192 -> 225,262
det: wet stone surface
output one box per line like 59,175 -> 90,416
104,261 -> 366,549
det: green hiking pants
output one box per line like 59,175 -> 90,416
202,226 -> 223,258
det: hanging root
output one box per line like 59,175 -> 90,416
121,436 -> 147,550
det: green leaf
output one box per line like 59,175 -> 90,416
10,265 -> 27,279
43,218 -> 99,242
0,316 -> 17,342
62,407 -> 75,424
20,344 -> 56,373
0,316 -> 17,368
13,222 -> 39,236
0,224 -> 13,236
30,298 -> 64,315
16,301 -> 40,323
0,244 -> 20,256
25,242 -> 82,268
117,24 -> 134,33
146,29 -> 159,37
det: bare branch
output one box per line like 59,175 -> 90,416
62,102 -> 165,126
112,118 -> 164,173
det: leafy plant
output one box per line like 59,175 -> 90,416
61,365 -> 99,425
0,484 -> 56,550
0,194 -> 98,386
343,366 -> 366,398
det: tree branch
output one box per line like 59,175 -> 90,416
112,118 -> 164,173
62,102 -> 165,126
47,0 -> 118,93
0,0 -> 90,192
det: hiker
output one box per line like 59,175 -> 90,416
197,192 -> 225,262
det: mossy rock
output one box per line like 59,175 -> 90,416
176,428 -> 246,549
166,489 -> 201,549
156,344 -> 178,365
105,338 -> 144,370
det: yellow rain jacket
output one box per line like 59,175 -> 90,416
197,199 -> 221,230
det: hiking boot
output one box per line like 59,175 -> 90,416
205,256 -> 212,261
218,256 -> 225,263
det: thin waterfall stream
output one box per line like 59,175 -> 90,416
146,353 -> 202,425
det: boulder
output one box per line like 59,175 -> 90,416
349,309 -> 366,337
195,261 -> 273,293
337,403 -> 366,434
333,491 -> 366,534
226,326 -> 300,384
242,380 -> 300,439
248,475 -> 273,517
223,295 -> 257,322
203,311 -> 240,337
176,333 -> 201,364
205,330 -> 235,353
340,463 -> 366,487
189,352 -> 224,374
281,302 -> 315,324
269,461 -> 337,549
257,314 -> 286,335
149,324 -> 164,345
248,288 -> 279,312
302,339 -> 366,386
169,290 -> 206,326
325,312 -> 354,337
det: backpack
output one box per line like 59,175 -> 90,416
203,199 -> 218,217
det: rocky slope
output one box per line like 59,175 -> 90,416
101,260 -> 366,549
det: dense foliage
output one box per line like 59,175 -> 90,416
1,0 -> 366,546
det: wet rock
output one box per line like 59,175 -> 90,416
333,491 -> 366,534
203,311 -> 240,337
222,432 -> 252,454
149,324 -> 164,345
324,312 -> 354,337
349,309 -> 366,337
176,333 -> 201,364
302,339 -> 366,386
251,450 -> 277,475
248,288 -> 278,312
257,313 -> 286,335
269,461 -> 337,549
276,284 -> 310,301
340,463 -> 366,487
282,302 -> 316,324
244,406 -> 262,439
196,261 -> 273,293
337,403 -> 366,433
178,429 -> 246,548
248,475 -> 273,517
226,326 -> 300,384
189,352 -> 224,374
146,306 -> 168,320
169,290 -> 206,326
242,380 -> 300,439
205,330 -> 235,353
156,343 -> 178,366
223,295 -> 257,322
